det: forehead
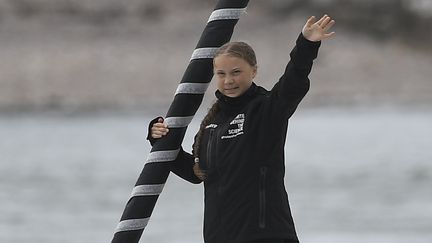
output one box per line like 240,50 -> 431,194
213,55 -> 250,68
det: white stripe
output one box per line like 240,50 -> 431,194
208,8 -> 247,23
146,149 -> 180,163
130,184 -> 165,198
165,116 -> 194,128
175,83 -> 209,95
190,48 -> 218,60
115,218 -> 150,233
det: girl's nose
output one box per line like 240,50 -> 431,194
224,76 -> 234,84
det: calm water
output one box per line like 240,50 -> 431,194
1,108 -> 431,243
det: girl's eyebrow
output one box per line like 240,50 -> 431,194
215,67 -> 240,72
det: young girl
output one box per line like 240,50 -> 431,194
148,15 -> 335,243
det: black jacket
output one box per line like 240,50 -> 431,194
148,33 -> 321,243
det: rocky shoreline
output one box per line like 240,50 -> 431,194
1,0 -> 431,113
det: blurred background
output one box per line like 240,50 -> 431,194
0,0 -> 431,242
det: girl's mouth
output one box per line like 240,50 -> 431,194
225,87 -> 239,91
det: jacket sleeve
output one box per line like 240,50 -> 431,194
146,117 -> 202,184
170,146 -> 203,184
270,33 -> 321,119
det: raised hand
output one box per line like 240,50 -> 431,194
302,14 -> 336,42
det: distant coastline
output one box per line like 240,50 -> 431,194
0,0 -> 431,113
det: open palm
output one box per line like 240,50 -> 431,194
302,14 -> 335,42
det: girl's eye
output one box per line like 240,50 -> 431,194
217,73 -> 225,77
232,70 -> 241,75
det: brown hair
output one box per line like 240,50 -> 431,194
214,41 -> 257,67
192,41 -> 256,180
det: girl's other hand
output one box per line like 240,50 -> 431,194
151,117 -> 169,139
302,14 -> 336,42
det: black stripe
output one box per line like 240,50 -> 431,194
214,0 -> 249,10
136,163 -> 171,185
195,19 -> 239,48
112,230 -> 144,243
167,94 -> 204,117
120,195 -> 160,221
180,60 -> 213,84
151,128 -> 187,151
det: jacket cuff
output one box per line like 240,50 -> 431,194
292,33 -> 321,67
147,116 -> 163,146
297,32 -> 322,49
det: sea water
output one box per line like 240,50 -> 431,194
0,108 -> 431,243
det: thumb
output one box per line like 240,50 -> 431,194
158,117 -> 164,123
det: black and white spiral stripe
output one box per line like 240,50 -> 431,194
111,1 -> 249,242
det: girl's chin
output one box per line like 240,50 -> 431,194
223,88 -> 242,97
225,94 -> 239,97
223,91 -> 240,97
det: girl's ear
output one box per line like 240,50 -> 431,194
252,65 -> 258,79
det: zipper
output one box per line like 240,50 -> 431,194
259,166 -> 267,229
206,129 -> 215,170
214,126 -> 223,175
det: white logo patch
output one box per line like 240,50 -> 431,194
205,124 -> 218,129
221,113 -> 245,139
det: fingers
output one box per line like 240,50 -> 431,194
316,14 -> 328,26
151,118 -> 169,138
316,14 -> 335,29
319,14 -> 335,31
316,14 -> 336,40
321,16 -> 331,28
322,31 -> 336,40
323,19 -> 336,31
151,129 -> 169,138
305,16 -> 316,28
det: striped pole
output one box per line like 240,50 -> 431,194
111,1 -> 249,242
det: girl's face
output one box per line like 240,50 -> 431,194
214,55 -> 257,98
